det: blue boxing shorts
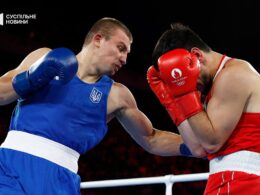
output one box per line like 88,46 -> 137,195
0,131 -> 81,195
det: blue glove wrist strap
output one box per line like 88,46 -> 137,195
180,143 -> 192,156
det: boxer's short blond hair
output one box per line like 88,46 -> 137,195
83,17 -> 132,46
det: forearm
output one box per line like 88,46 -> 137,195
177,120 -> 207,157
147,128 -> 182,156
117,102 -> 203,157
188,111 -> 220,153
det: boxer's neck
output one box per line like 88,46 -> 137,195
76,47 -> 102,83
204,51 -> 224,81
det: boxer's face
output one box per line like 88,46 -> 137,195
197,65 -> 212,96
94,29 -> 131,75
192,48 -> 212,96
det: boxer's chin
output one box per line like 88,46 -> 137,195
105,69 -> 116,76
109,71 -> 116,76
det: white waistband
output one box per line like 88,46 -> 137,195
210,150 -> 260,176
1,130 -> 80,173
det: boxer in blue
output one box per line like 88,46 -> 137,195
0,18 -> 205,194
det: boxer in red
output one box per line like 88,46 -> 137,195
148,23 -> 260,194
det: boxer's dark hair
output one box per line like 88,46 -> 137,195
83,17 -> 132,47
152,23 -> 211,70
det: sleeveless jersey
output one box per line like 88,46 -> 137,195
9,75 -> 113,154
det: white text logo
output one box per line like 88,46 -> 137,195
0,13 -> 3,25
0,13 -> 37,25
171,68 -> 182,79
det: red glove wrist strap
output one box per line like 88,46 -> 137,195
175,91 -> 204,119
166,104 -> 186,126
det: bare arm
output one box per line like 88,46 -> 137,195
177,120 -> 207,157
0,47 -> 51,105
117,106 -> 183,156
114,83 -> 202,157
188,62 -> 251,153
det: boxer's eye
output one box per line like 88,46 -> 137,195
117,44 -> 127,53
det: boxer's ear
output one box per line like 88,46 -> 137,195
93,33 -> 103,48
191,47 -> 205,63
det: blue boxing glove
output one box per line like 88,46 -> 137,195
12,48 -> 78,98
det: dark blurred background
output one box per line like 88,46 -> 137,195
1,1 -> 260,194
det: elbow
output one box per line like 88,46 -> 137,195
142,142 -> 158,155
143,145 -> 156,155
186,139 -> 224,157
0,93 -> 15,106
195,136 -> 225,154
0,94 -> 7,105
204,146 -> 221,154
202,142 -> 223,154
0,83 -> 9,105
189,146 -> 207,158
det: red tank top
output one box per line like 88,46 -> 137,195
205,56 -> 260,160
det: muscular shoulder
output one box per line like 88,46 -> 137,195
15,47 -> 51,72
4,47 -> 51,79
109,82 -> 137,111
219,59 -> 252,78
212,59 -> 253,100
217,59 -> 257,84
28,47 -> 51,57
22,47 -> 51,63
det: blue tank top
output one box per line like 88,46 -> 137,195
9,75 -> 113,154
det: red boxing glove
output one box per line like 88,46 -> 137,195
157,49 -> 203,119
147,66 -> 185,125
158,49 -> 199,95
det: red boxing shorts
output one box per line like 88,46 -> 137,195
204,171 -> 260,194
204,151 -> 260,194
